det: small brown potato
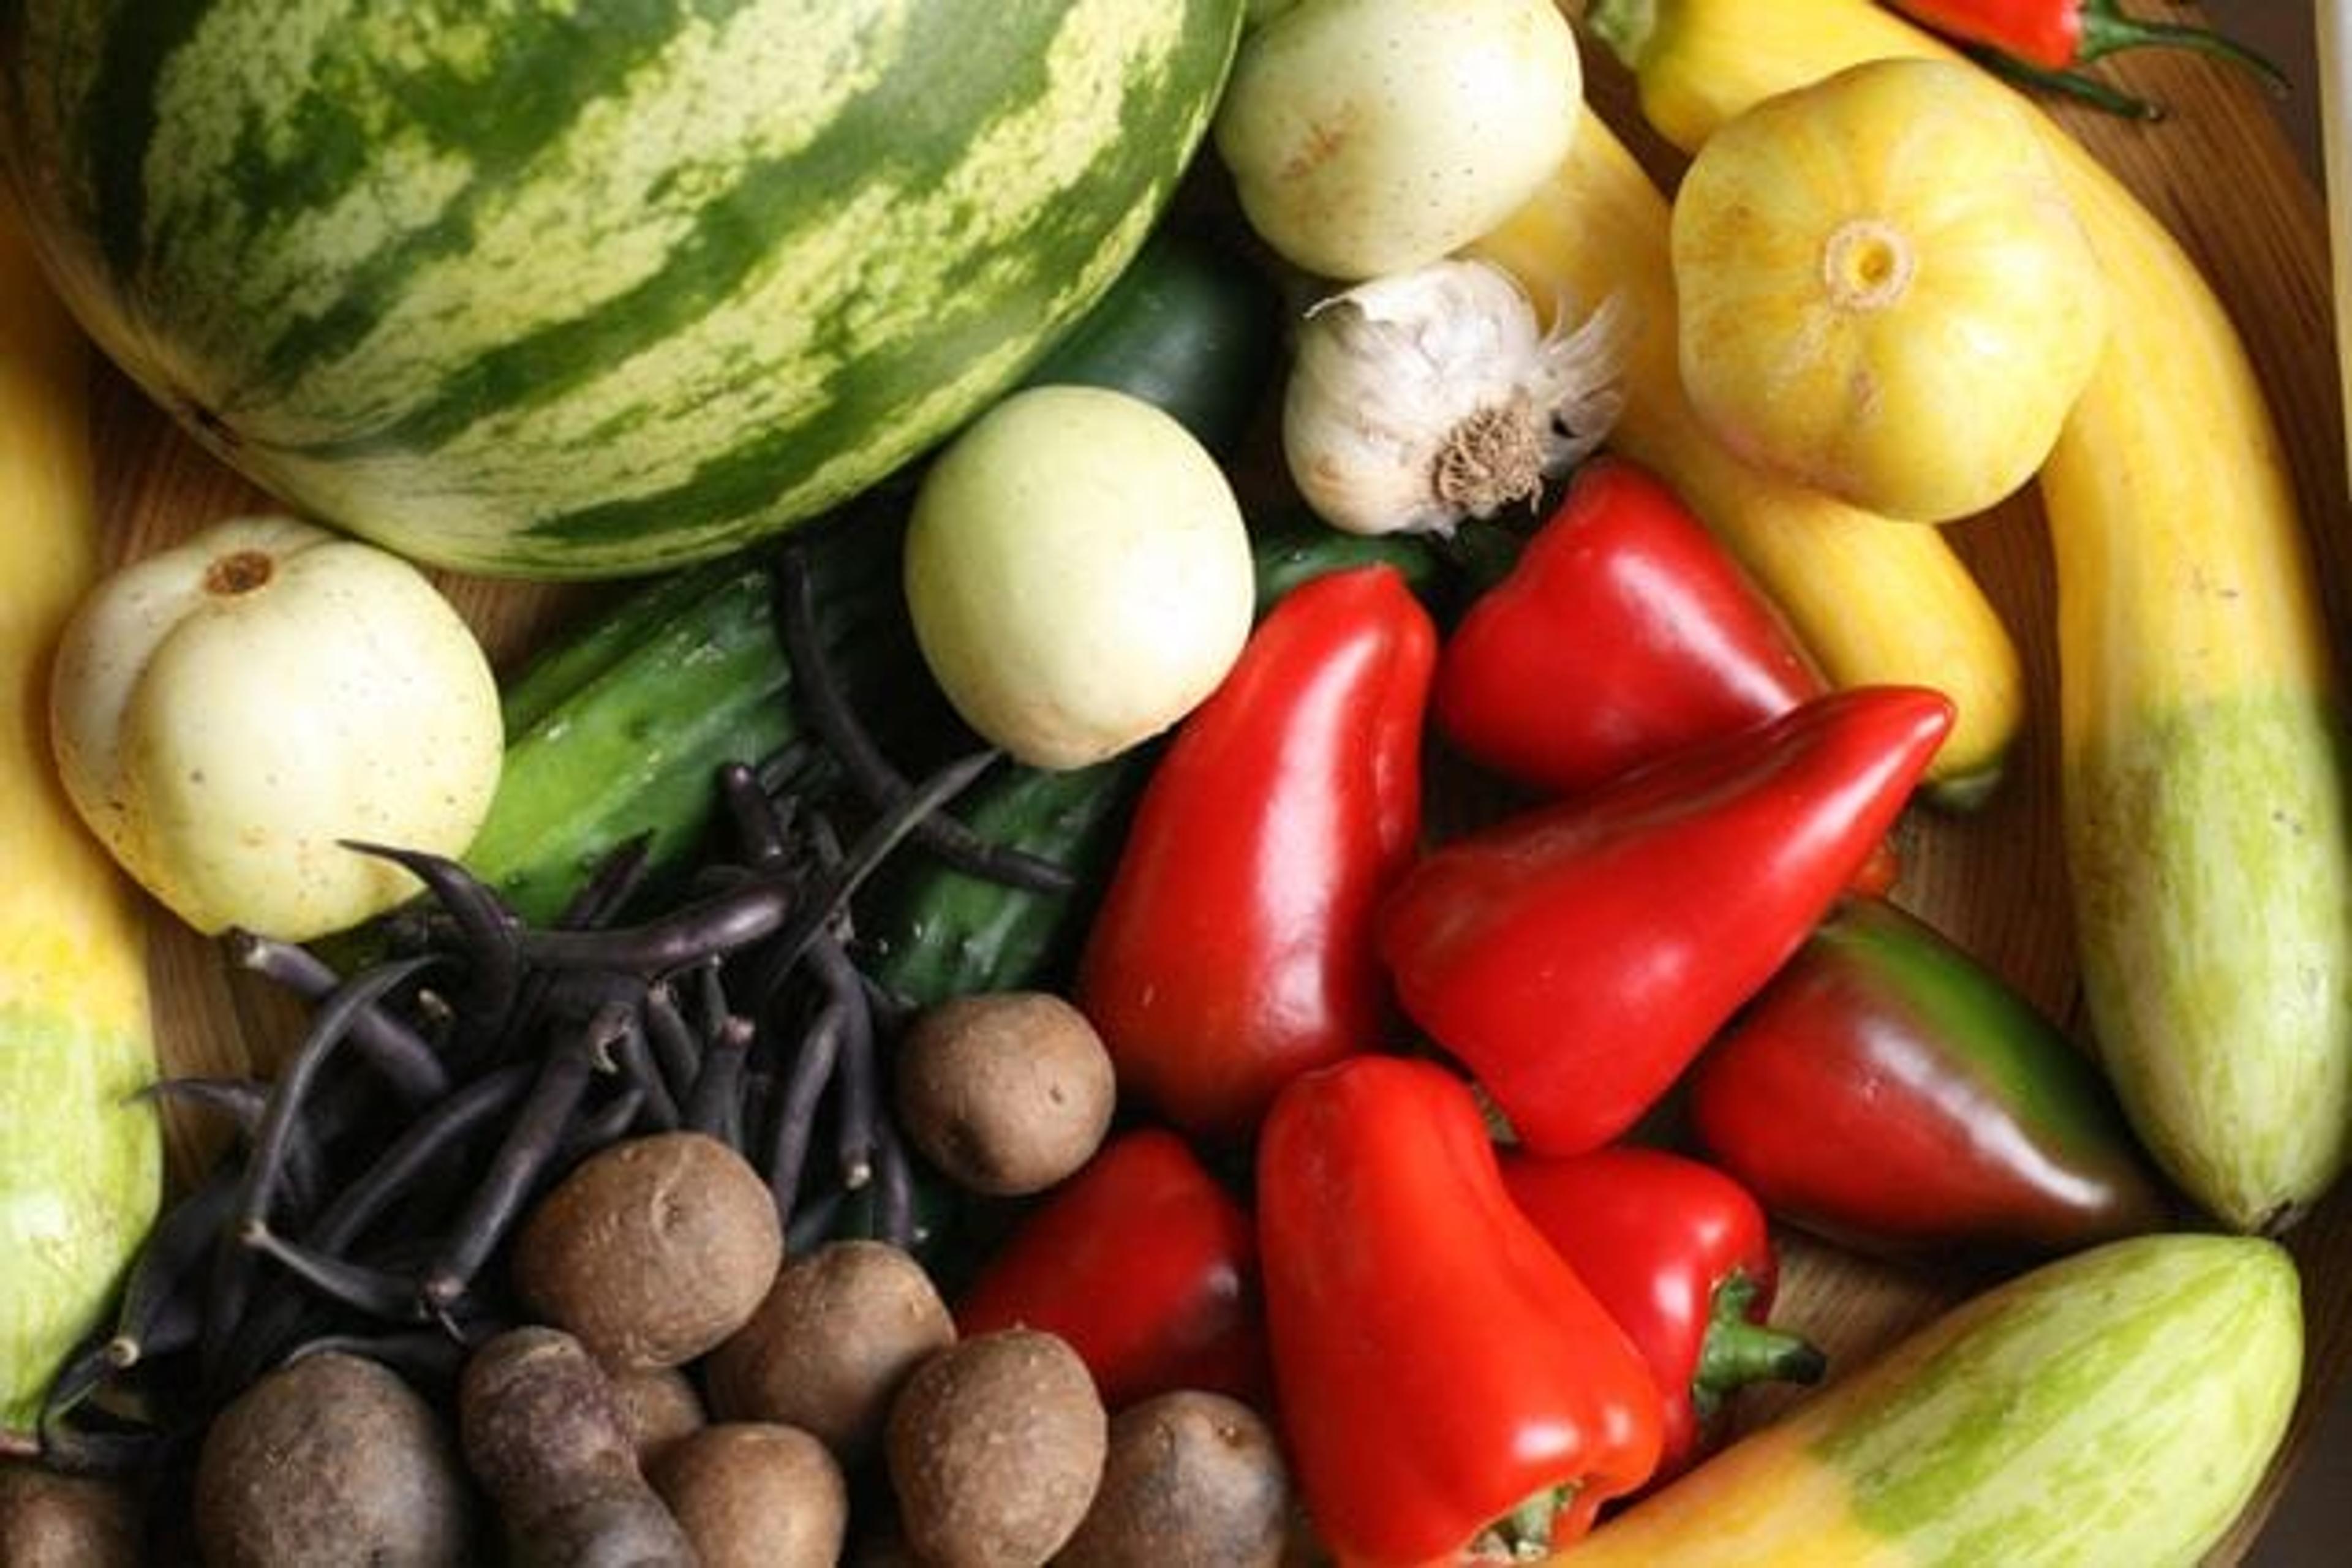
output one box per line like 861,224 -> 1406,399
705,1238 -> 956,1466
458,1325 -> 693,1568
650,1422 -> 847,1568
609,1363 -> 708,1473
1054,1391 -> 1291,1568
0,1460 -> 140,1567
192,1351 -> 477,1567
894,991 -> 1116,1196
884,1328 -> 1107,1568
512,1129 -> 783,1370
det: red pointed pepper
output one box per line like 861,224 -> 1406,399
952,1128 -> 1268,1412
1257,1055 -> 1663,1566
1433,458 -> 1822,798
1686,895 -> 2172,1266
1432,460 -> 1900,897
1498,1144 -> 1824,1482
1076,564 -> 1436,1140
1378,685 -> 1953,1156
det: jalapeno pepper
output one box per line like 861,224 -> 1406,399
1686,895 -> 2173,1265
1257,1055 -> 1663,1566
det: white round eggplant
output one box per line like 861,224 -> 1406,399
903,385 -> 1254,771
49,516 -> 503,941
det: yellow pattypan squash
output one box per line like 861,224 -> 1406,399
1669,56 -> 2108,523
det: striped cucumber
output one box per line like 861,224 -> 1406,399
0,205 -> 162,1446
1549,1233 -> 2301,1567
0,0 -> 1244,578
1584,0 -> 2352,1233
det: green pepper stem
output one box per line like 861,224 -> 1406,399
1692,1272 -> 1827,1421
2076,0 -> 2288,97
1972,45 -> 2166,120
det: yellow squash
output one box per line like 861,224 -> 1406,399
0,200 -> 162,1443
1469,107 -> 2024,801
1585,0 -> 2352,1231
1670,56 -> 2109,524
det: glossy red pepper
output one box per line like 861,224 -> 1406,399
1432,461 -> 1901,897
1257,1055 -> 1662,1566
1433,458 -> 1822,798
952,1127 -> 1268,1411
1885,0 -> 2282,116
1378,685 -> 1953,1156
1498,1144 -> 1824,1482
1076,564 -> 1436,1140
1686,895 -> 2173,1266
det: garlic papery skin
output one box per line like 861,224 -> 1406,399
1283,258 -> 1627,537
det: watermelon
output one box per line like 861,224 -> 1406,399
0,0 -> 1245,578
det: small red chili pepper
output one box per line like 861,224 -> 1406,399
1076,564 -> 1436,1141
1686,895 -> 2173,1266
1498,1144 -> 1825,1482
1257,1055 -> 1663,1566
1433,458 -> 1823,798
1379,685 -> 1953,1156
1886,0 -> 2284,118
952,1127 -> 1268,1412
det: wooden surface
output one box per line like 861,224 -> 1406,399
101,15 -> 2350,1564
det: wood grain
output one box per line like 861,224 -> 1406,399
97,15 -> 2347,1564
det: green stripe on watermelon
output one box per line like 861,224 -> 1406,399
1,0 -> 1243,578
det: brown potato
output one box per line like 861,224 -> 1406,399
192,1351 -> 478,1567
649,1422 -> 847,1568
1054,1391 -> 1291,1567
609,1363 -> 707,1473
0,1461 -> 140,1567
705,1238 -> 956,1466
511,1130 -> 783,1371
894,991 -> 1115,1196
884,1328 -> 1107,1568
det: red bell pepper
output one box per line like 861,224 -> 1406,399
1432,458 -> 1822,799
1882,1 -> 2283,118
1257,1055 -> 1662,1566
1686,895 -> 2172,1265
952,1127 -> 1268,1412
1498,1144 -> 1824,1482
1076,564 -> 1436,1140
1378,685 -> 1953,1156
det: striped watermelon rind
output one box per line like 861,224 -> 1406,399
0,0 -> 1245,578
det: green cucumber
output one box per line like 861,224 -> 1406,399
464,515 -> 918,927
1021,227 -> 1281,457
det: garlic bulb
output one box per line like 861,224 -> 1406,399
1283,258 -> 1628,537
